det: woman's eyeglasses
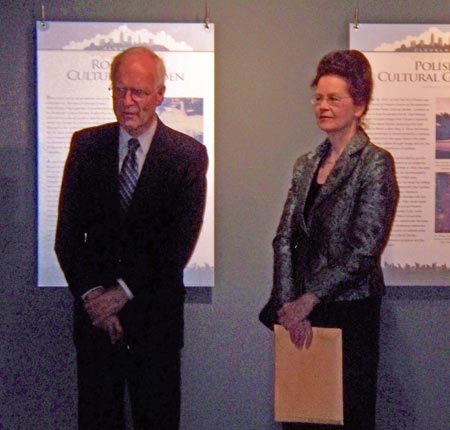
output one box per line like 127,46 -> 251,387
310,95 -> 353,107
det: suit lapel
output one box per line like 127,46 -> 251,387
103,125 -> 120,181
139,119 -> 169,184
94,124 -> 120,211
126,120 -> 169,216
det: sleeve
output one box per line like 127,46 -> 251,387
54,132 -> 114,298
259,158 -> 305,329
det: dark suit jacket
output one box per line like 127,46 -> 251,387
55,118 -> 208,350
260,129 -> 398,329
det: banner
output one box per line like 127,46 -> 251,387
37,22 -> 215,287
350,24 -> 450,286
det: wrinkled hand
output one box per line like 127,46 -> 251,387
96,314 -> 125,345
102,315 -> 124,345
288,320 -> 313,350
84,285 -> 128,328
277,292 -> 320,330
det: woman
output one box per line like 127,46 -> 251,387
259,50 -> 399,430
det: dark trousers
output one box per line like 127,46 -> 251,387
76,343 -> 181,430
282,296 -> 381,430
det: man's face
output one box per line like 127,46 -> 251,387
112,52 -> 165,137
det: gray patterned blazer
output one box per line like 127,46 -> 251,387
260,128 -> 399,329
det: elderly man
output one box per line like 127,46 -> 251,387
55,47 -> 208,430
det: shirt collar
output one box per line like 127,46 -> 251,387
119,117 -> 158,154
118,117 -> 158,172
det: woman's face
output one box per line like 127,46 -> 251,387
312,74 -> 365,140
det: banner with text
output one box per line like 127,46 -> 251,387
37,22 -> 215,287
350,24 -> 450,286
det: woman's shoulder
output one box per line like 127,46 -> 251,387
364,139 -> 395,164
352,128 -> 395,164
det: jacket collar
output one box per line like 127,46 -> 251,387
297,128 -> 370,232
312,127 -> 369,160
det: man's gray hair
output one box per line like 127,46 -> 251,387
110,46 -> 166,90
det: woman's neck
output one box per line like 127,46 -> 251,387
317,127 -> 359,184
327,124 -> 359,154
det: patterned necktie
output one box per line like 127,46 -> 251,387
119,138 -> 140,211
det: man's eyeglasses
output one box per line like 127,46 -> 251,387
109,86 -> 154,101
310,95 -> 353,107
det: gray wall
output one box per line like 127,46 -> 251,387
1,1 -> 449,429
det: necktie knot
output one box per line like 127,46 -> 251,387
128,138 -> 140,154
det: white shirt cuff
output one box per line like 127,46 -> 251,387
117,278 -> 134,300
81,286 -> 105,302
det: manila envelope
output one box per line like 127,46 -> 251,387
274,325 -> 343,425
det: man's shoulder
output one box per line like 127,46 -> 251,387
73,122 -> 119,142
156,120 -> 205,154
153,121 -> 208,170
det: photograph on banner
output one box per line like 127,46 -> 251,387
37,22 -> 215,287
350,24 -> 450,286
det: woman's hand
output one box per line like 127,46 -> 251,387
288,319 -> 314,350
277,292 -> 320,330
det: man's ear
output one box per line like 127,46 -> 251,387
156,85 -> 166,106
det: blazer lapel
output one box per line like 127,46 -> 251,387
312,129 -> 368,213
302,129 -> 369,231
293,144 -> 327,234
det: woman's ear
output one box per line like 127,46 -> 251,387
354,102 -> 366,119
